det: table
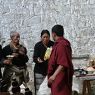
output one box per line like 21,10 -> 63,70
76,74 -> 95,95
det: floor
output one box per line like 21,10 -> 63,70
1,64 -> 35,95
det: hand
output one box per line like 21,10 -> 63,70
48,75 -> 56,87
3,59 -> 12,65
19,47 -> 25,55
12,53 -> 18,57
37,57 -> 43,63
19,50 -> 25,55
48,75 -> 56,83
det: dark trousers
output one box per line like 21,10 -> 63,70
34,73 -> 45,95
2,65 -> 29,91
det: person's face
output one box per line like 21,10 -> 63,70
41,33 -> 50,45
11,33 -> 20,44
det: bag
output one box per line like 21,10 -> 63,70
37,76 -> 51,95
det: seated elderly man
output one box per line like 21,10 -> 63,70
2,31 -> 29,91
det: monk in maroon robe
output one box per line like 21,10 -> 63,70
48,25 -> 74,95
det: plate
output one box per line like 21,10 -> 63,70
6,55 -> 14,58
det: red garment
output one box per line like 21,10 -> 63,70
48,37 -> 74,95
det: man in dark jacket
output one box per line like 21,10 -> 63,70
0,45 -> 3,79
2,31 -> 29,91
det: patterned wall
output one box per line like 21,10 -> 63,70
0,0 -> 95,64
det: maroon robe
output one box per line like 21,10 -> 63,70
48,37 -> 74,95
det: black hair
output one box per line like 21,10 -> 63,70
41,30 -> 50,37
52,25 -> 64,36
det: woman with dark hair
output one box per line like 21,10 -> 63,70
33,30 -> 54,95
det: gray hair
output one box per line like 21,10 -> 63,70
10,31 -> 20,38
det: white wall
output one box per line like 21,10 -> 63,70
0,0 -> 95,64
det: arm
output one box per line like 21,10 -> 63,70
33,43 -> 43,63
48,65 -> 64,84
52,65 -> 64,78
2,45 -> 12,65
18,46 -> 29,63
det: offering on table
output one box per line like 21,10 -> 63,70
86,66 -> 95,74
74,69 -> 87,76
